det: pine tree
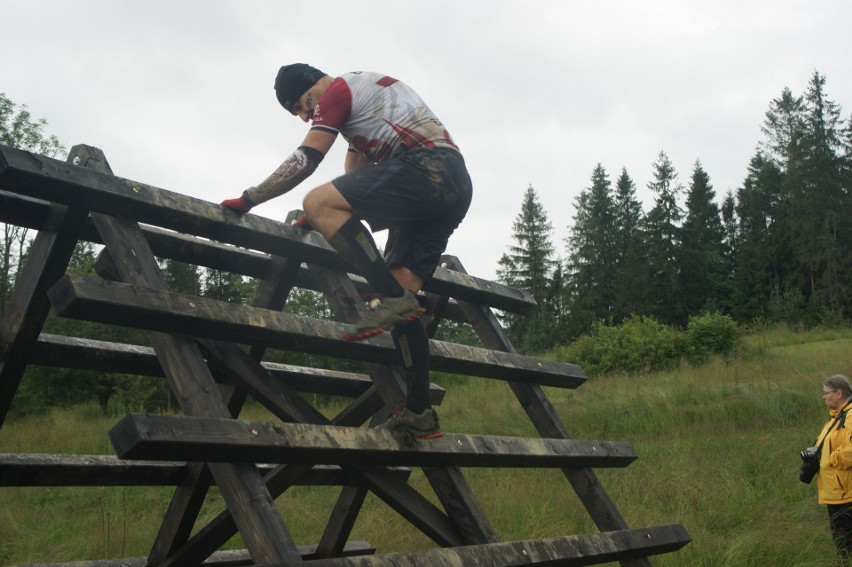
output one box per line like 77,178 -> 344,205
679,160 -> 727,315
611,167 -> 650,322
720,190 -> 737,268
642,151 -> 684,325
565,164 -> 618,337
795,72 -> 850,317
731,152 -> 787,322
497,184 -> 557,352
760,72 -> 852,320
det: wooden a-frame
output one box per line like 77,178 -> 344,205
0,142 -> 690,566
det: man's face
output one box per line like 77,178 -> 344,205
291,87 -> 316,123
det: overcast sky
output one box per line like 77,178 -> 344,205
3,1 -> 850,281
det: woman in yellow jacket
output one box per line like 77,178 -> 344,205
816,374 -> 852,563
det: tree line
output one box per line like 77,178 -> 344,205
498,71 -> 851,353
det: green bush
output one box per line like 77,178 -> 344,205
553,315 -> 686,375
552,313 -> 744,377
685,312 -> 741,364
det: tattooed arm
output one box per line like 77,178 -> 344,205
230,129 -> 337,210
243,146 -> 323,206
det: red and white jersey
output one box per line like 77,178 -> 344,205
311,71 -> 459,163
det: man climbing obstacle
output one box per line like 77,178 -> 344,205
221,64 -> 472,439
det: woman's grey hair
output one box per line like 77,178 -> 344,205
825,374 -> 852,398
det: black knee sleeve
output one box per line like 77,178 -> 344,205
328,217 -> 403,297
392,318 -> 431,413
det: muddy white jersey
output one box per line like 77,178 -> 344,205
310,71 -> 459,163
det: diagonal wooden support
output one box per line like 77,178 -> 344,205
0,204 -> 87,426
147,254 -> 304,566
62,145 -> 308,565
0,145 -> 95,427
442,255 -> 662,567
86,212 -> 304,564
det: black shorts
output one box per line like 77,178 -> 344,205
333,147 -> 473,281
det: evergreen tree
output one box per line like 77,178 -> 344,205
760,73 -> 852,320
565,164 -> 617,337
731,154 -> 771,321
642,151 -> 684,325
497,184 -> 557,352
795,72 -> 850,317
720,190 -> 737,270
679,160 -> 727,315
611,167 -> 650,322
761,87 -> 806,165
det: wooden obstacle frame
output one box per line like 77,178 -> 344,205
0,142 -> 691,566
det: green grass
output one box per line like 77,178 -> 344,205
1,328 -> 851,565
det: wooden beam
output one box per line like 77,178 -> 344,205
306,525 -> 691,566
109,413 -> 636,469
14,541 -> 376,566
30,333 -> 445,404
0,454 -> 410,487
0,145 -> 534,313
47,275 -> 586,388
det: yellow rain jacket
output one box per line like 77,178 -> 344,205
816,404 -> 852,505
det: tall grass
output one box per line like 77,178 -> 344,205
1,328 -> 850,565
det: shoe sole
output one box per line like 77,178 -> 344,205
341,308 -> 425,342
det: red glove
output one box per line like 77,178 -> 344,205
292,214 -> 314,230
220,191 -> 254,214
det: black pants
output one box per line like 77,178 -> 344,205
828,503 -> 852,563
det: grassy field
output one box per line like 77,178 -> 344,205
1,326 -> 851,566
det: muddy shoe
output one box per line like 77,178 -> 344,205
342,291 -> 425,342
376,407 -> 443,440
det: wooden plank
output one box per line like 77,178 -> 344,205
306,525 -> 691,566
30,333 -> 448,403
14,540 -> 376,566
0,189 -> 51,228
0,454 -> 410,487
0,144 -> 534,313
109,413 -> 637,469
47,275 -> 586,388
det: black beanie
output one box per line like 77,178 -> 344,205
274,64 -> 326,113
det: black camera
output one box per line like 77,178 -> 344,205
801,446 -> 820,461
800,446 -> 821,484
